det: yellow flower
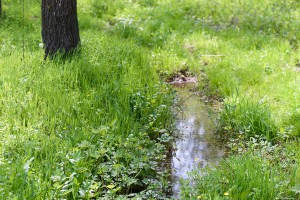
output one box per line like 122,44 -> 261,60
224,192 -> 229,196
197,195 -> 202,199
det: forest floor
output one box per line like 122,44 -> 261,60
1,0 -> 300,199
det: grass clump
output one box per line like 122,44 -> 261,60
283,109 -> 300,138
218,97 -> 277,140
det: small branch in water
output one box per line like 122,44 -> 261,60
200,54 -> 225,57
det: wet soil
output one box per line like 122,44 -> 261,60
167,69 -> 197,86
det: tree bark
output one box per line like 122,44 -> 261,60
42,0 -> 80,58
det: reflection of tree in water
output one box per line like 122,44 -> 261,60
172,87 -> 225,197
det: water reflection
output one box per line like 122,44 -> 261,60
172,86 -> 225,197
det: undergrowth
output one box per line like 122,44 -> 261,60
0,35 -> 175,199
0,1 -> 175,198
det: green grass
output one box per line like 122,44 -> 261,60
180,142 -> 300,200
0,36 -> 174,198
218,97 -> 277,140
2,0 -> 300,199
0,1 -> 175,199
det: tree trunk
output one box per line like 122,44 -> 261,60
42,0 -> 80,58
0,0 -> 2,17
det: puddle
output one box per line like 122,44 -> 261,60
171,84 -> 226,197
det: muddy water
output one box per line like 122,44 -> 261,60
172,85 -> 226,197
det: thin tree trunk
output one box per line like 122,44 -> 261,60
42,0 -> 80,58
0,0 -> 2,17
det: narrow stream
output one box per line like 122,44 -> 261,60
171,85 -> 226,197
